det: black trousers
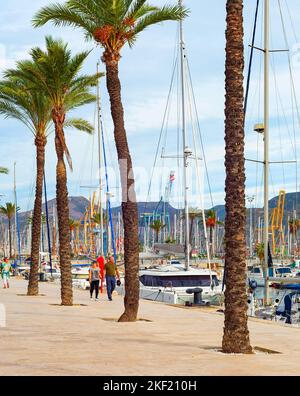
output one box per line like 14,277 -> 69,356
90,280 -> 100,298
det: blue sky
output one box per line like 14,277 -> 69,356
1,0 -> 300,213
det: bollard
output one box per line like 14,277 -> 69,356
186,288 -> 209,306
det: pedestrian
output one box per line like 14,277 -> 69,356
89,261 -> 101,301
96,255 -> 105,293
1,257 -> 11,289
105,256 -> 120,301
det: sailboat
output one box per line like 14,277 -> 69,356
116,0 -> 223,305
244,0 -> 300,324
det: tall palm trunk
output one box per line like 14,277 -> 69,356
8,217 -> 12,259
189,218 -> 194,259
156,230 -> 159,243
105,59 -> 139,322
222,0 -> 252,354
53,108 -> 73,306
27,135 -> 46,296
209,226 -> 213,259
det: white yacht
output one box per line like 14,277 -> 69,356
248,288 -> 300,325
71,267 -> 90,290
248,266 -> 296,287
116,263 -> 223,305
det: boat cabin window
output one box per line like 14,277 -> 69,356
276,268 -> 291,274
140,274 -> 219,288
251,268 -> 261,274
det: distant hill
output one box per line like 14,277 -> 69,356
17,196 -> 91,225
212,191 -> 300,223
5,191 -> 300,228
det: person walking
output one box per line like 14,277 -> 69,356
96,255 -> 105,294
89,262 -> 101,301
1,258 -> 11,289
105,256 -> 120,301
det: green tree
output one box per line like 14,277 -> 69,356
289,218 -> 300,256
222,0 -> 252,354
0,167 -> 8,174
33,0 -> 187,321
255,242 -> 264,266
92,212 -> 107,226
205,209 -> 223,258
188,207 -> 201,254
150,219 -> 166,243
0,65 -> 93,297
0,202 -> 16,258
6,37 -> 99,305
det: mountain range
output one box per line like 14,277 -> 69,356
12,191 -> 300,227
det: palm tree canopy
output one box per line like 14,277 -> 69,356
0,73 -> 52,136
0,202 -> 16,219
69,218 -> 75,230
0,57 -> 97,140
150,219 -> 166,232
4,37 -> 100,112
33,1 -> 188,59
289,219 -> 300,233
205,209 -> 217,228
255,242 -> 264,262
188,207 -> 201,220
0,167 -> 9,174
4,37 -> 101,168
92,212 -> 107,225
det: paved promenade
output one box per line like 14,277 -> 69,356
0,278 -> 299,376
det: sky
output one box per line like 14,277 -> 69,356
1,0 -> 300,213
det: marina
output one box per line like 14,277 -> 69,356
1,0 -> 300,379
1,278 -> 300,376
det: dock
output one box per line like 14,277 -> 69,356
0,278 -> 299,376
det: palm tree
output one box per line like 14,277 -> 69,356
69,218 -> 76,255
150,220 -> 166,243
0,67 -> 94,297
33,0 -> 188,321
222,0 -> 252,354
0,167 -> 8,174
205,210 -> 223,258
255,242 -> 264,266
72,220 -> 81,257
289,218 -> 300,256
92,212 -> 107,227
6,37 -> 98,305
0,202 -> 16,259
0,75 -> 50,295
188,207 -> 201,244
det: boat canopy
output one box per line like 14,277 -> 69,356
140,274 -> 219,288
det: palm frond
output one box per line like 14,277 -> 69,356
33,3 -> 95,37
0,70 -> 52,136
64,118 -> 94,134
134,5 -> 188,36
0,167 -> 9,175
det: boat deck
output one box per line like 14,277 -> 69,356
0,278 -> 299,376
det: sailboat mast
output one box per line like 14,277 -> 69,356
179,0 -> 190,271
14,162 -> 17,257
13,162 -> 21,262
263,0 -> 270,304
97,62 -> 104,256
